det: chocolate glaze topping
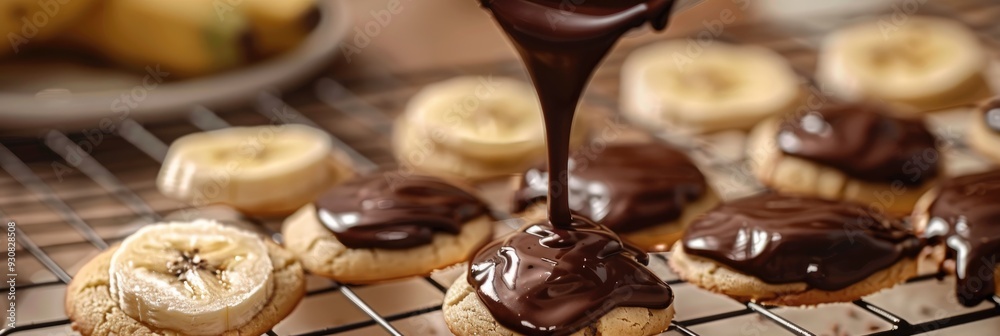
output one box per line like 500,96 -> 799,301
925,170 -> 1000,306
469,217 -> 673,336
315,174 -> 490,249
777,104 -> 939,185
479,0 -> 675,227
513,142 -> 707,233
980,98 -> 1000,133
682,194 -> 923,291
470,0 -> 677,334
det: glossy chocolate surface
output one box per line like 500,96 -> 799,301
682,194 -> 923,291
925,170 -> 1000,306
513,142 -> 707,233
981,99 -> 1000,133
776,104 -> 939,185
315,174 -> 489,249
468,217 -> 673,336
480,0 -> 675,227
472,0 -> 677,334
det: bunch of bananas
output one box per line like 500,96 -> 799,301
1,0 -> 318,77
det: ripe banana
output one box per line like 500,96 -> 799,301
393,76 -> 589,181
157,124 -> 353,216
108,220 -> 273,335
817,16 -> 991,112
66,0 -> 317,77
240,0 -> 319,58
0,0 -> 98,56
621,40 -> 801,134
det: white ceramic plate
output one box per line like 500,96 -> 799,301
0,0 -> 351,131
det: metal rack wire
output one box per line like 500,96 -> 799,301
4,0 -> 1000,335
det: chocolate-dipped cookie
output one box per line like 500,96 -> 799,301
748,103 -> 941,215
912,170 -> 1000,307
281,173 -> 494,283
444,218 -> 674,336
670,193 -> 924,306
968,97 -> 1000,164
444,0 -> 679,333
512,142 -> 718,251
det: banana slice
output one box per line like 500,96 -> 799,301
817,16 -> 991,112
394,76 -> 588,181
108,220 -> 273,335
0,0 -> 99,55
157,125 -> 353,216
621,41 -> 801,134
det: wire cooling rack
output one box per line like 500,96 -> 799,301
4,0 -> 1000,335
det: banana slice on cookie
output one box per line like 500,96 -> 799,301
621,41 -> 801,134
817,16 -> 991,112
110,222 -> 273,335
158,125 -> 353,216
66,220 -> 306,336
394,76 -> 588,181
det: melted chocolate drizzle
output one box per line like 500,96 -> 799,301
682,194 -> 923,291
925,170 -> 1000,306
513,142 -> 707,233
470,0 -> 677,334
480,0 -> 675,227
777,104 -> 939,185
469,218 -> 673,336
314,174 -> 490,249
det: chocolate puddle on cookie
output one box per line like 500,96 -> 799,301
682,194 -> 924,291
925,170 -> 1000,306
314,174 -> 490,249
470,0 -> 677,334
776,104 -> 939,185
469,218 -> 673,335
513,142 -> 706,233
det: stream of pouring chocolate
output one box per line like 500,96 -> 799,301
480,0 -> 673,226
468,1 -> 677,334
